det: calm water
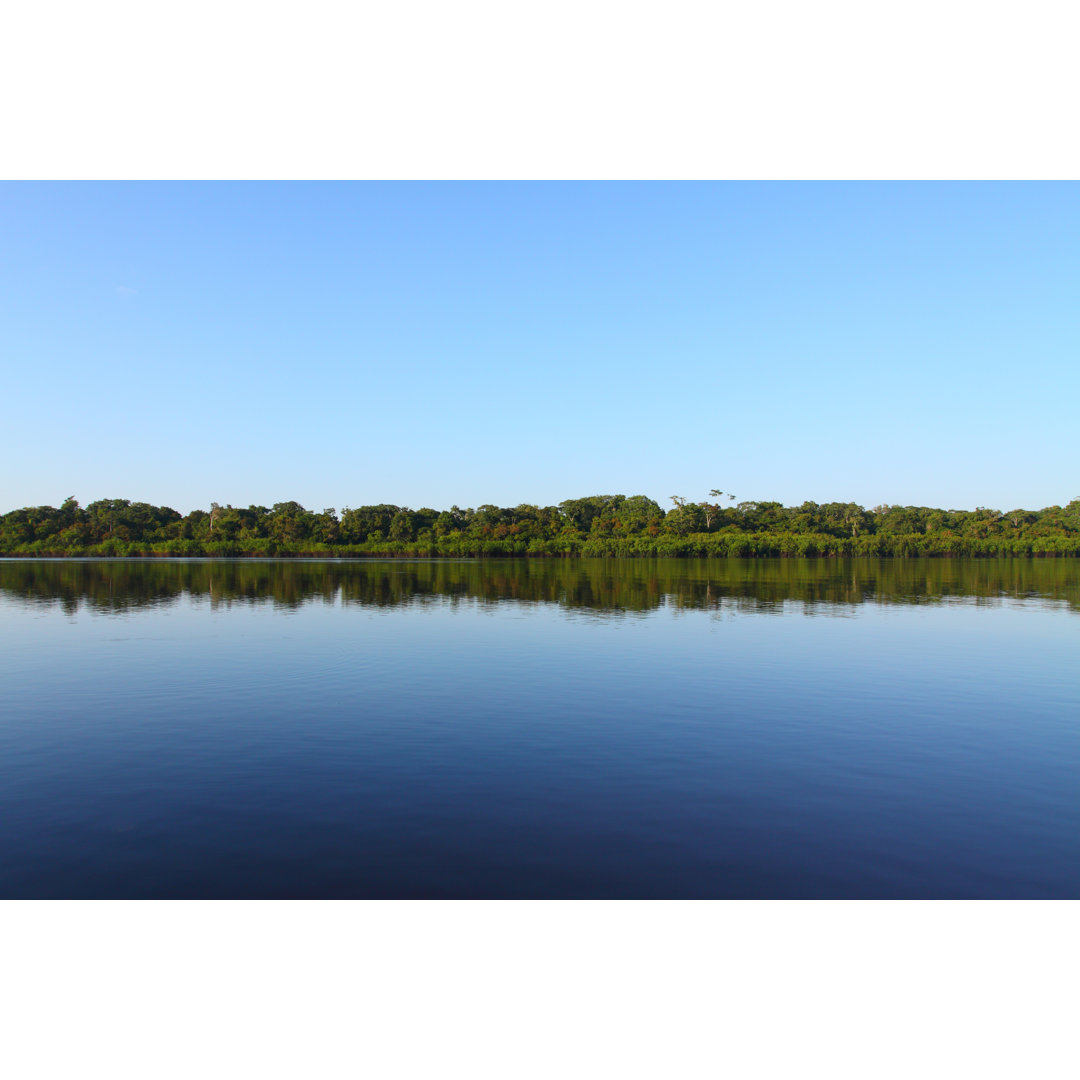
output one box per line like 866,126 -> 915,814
1,558 -> 1078,899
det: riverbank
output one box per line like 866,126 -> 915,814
4,532 -> 1080,558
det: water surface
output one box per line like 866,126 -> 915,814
2,558 -> 1077,898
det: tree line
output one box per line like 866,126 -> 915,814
2,492 -> 1080,557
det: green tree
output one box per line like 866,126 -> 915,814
700,489 -> 736,530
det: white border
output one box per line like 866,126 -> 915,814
2,1 -> 1079,178
4,901 -> 1074,1078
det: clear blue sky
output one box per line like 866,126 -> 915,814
3,182 -> 1077,515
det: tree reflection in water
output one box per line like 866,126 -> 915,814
2,557 -> 1079,617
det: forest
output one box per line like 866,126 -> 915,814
2,492 -> 1080,557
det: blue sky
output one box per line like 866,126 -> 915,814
2,182 -> 1077,515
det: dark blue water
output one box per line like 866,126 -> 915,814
1,559 -> 1077,898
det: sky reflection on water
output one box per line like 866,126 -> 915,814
1,559 -> 1077,898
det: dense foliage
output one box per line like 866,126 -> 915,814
2,493 -> 1080,557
